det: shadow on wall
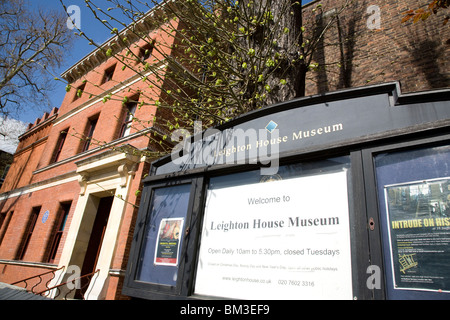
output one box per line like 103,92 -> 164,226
399,17 -> 449,90
404,38 -> 449,89
308,1 -> 449,94
311,0 -> 368,94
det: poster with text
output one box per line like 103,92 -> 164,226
385,178 -> 450,293
194,170 -> 353,300
154,218 -> 184,266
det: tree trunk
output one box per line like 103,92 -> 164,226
239,0 -> 306,107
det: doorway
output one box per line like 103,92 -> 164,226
76,196 -> 114,298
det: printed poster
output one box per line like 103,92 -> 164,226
385,177 -> 450,292
154,218 -> 184,266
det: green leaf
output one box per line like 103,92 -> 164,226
265,58 -> 275,67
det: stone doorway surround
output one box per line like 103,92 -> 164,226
50,145 -> 141,300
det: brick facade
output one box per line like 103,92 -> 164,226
0,0 -> 448,299
0,7 -> 180,299
302,0 -> 449,96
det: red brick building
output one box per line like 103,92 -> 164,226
0,0 -> 448,300
0,4 -> 179,299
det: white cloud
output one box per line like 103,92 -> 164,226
0,117 -> 29,154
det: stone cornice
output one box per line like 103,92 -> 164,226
61,1 -> 171,84
75,144 -> 141,195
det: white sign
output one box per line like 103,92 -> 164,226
194,170 -> 353,300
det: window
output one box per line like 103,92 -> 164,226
73,82 -> 86,101
0,212 -> 5,231
124,179 -> 199,298
136,184 -> 191,286
81,117 -> 98,152
47,202 -> 71,264
17,207 -> 40,260
139,43 -> 153,62
102,64 -> 116,84
52,129 -> 68,163
1,164 -> 10,180
0,211 -> 13,247
374,143 -> 450,300
119,101 -> 137,138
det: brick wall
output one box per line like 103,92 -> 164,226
303,0 -> 449,96
0,109 -> 56,192
0,10 -> 180,300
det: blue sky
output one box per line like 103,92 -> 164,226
18,0 -> 314,125
22,0 -> 134,124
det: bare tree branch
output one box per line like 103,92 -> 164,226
0,0 -> 74,118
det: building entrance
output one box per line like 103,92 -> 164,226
75,196 -> 113,298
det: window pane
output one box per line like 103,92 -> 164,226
120,103 -> 137,138
136,184 -> 191,286
102,65 -> 116,84
48,202 -> 71,263
0,211 -> 13,246
82,118 -> 97,152
18,207 -> 40,260
52,130 -> 68,163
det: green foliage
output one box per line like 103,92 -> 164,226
74,0 -> 351,157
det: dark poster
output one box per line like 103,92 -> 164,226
385,178 -> 450,293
